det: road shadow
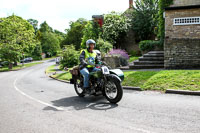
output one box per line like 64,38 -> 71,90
43,96 -> 118,111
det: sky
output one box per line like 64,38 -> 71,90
0,0 -> 130,33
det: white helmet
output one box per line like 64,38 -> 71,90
86,39 -> 96,48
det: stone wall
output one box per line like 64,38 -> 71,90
165,38 -> 200,69
164,7 -> 200,69
120,29 -> 139,53
165,8 -> 200,39
171,0 -> 200,7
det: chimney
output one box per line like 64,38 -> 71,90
129,0 -> 133,8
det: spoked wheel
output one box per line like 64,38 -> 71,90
74,78 -> 85,97
104,75 -> 123,103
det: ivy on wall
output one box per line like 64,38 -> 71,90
158,0 -> 173,42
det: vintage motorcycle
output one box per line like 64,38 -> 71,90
70,63 -> 124,104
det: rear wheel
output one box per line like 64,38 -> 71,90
104,75 -> 123,103
74,78 -> 85,97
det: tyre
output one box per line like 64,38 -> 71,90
104,75 -> 123,103
74,78 -> 85,97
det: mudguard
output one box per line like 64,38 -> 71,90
109,69 -> 124,81
106,74 -> 122,82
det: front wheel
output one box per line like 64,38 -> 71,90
74,78 -> 85,97
104,75 -> 123,103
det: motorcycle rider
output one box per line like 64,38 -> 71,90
79,39 -> 101,93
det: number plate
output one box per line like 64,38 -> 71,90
102,66 -> 110,75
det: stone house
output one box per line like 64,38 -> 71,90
164,0 -> 200,69
120,0 -> 139,54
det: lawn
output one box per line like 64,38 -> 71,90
0,62 -> 43,72
123,70 -> 200,91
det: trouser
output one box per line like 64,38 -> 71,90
80,67 -> 100,88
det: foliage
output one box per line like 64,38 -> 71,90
131,0 -> 159,41
81,21 -> 102,48
40,32 -> 60,56
129,50 -> 142,56
102,12 -> 131,47
27,19 -> 38,34
54,29 -> 65,45
96,38 -> 113,55
60,45 -> 79,68
139,40 -> 161,51
158,0 -> 173,40
39,21 -> 53,33
32,42 -> 42,60
129,56 -> 139,63
61,18 -> 87,50
0,15 -> 36,69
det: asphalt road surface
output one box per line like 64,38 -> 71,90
0,60 -> 200,133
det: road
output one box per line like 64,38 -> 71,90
0,60 -> 200,133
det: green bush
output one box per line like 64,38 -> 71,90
139,40 -> 161,51
60,45 -> 79,68
129,50 -> 141,56
96,38 -> 113,56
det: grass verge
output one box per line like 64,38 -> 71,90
51,72 -> 72,81
46,64 -> 57,74
123,70 -> 200,91
0,62 -> 43,72
46,64 -> 72,81
46,64 -> 200,92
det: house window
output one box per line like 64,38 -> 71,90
174,17 -> 200,25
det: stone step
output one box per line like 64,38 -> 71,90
148,51 -> 164,54
133,60 -> 164,65
129,64 -> 164,69
139,57 -> 164,61
143,54 -> 164,57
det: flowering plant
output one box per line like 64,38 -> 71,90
107,49 -> 129,59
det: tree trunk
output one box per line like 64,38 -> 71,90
9,63 -> 13,70
14,61 -> 17,66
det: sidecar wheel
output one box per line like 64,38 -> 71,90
104,75 -> 123,103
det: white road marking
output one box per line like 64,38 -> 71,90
13,69 -> 64,111
12,66 -> 156,133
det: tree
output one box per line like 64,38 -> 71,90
39,21 -> 53,33
27,19 -> 38,34
0,15 -> 36,69
54,30 -> 65,46
61,18 -> 87,50
31,42 -> 42,60
102,12 -> 131,48
131,0 -> 159,41
81,21 -> 102,48
40,32 -> 60,56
